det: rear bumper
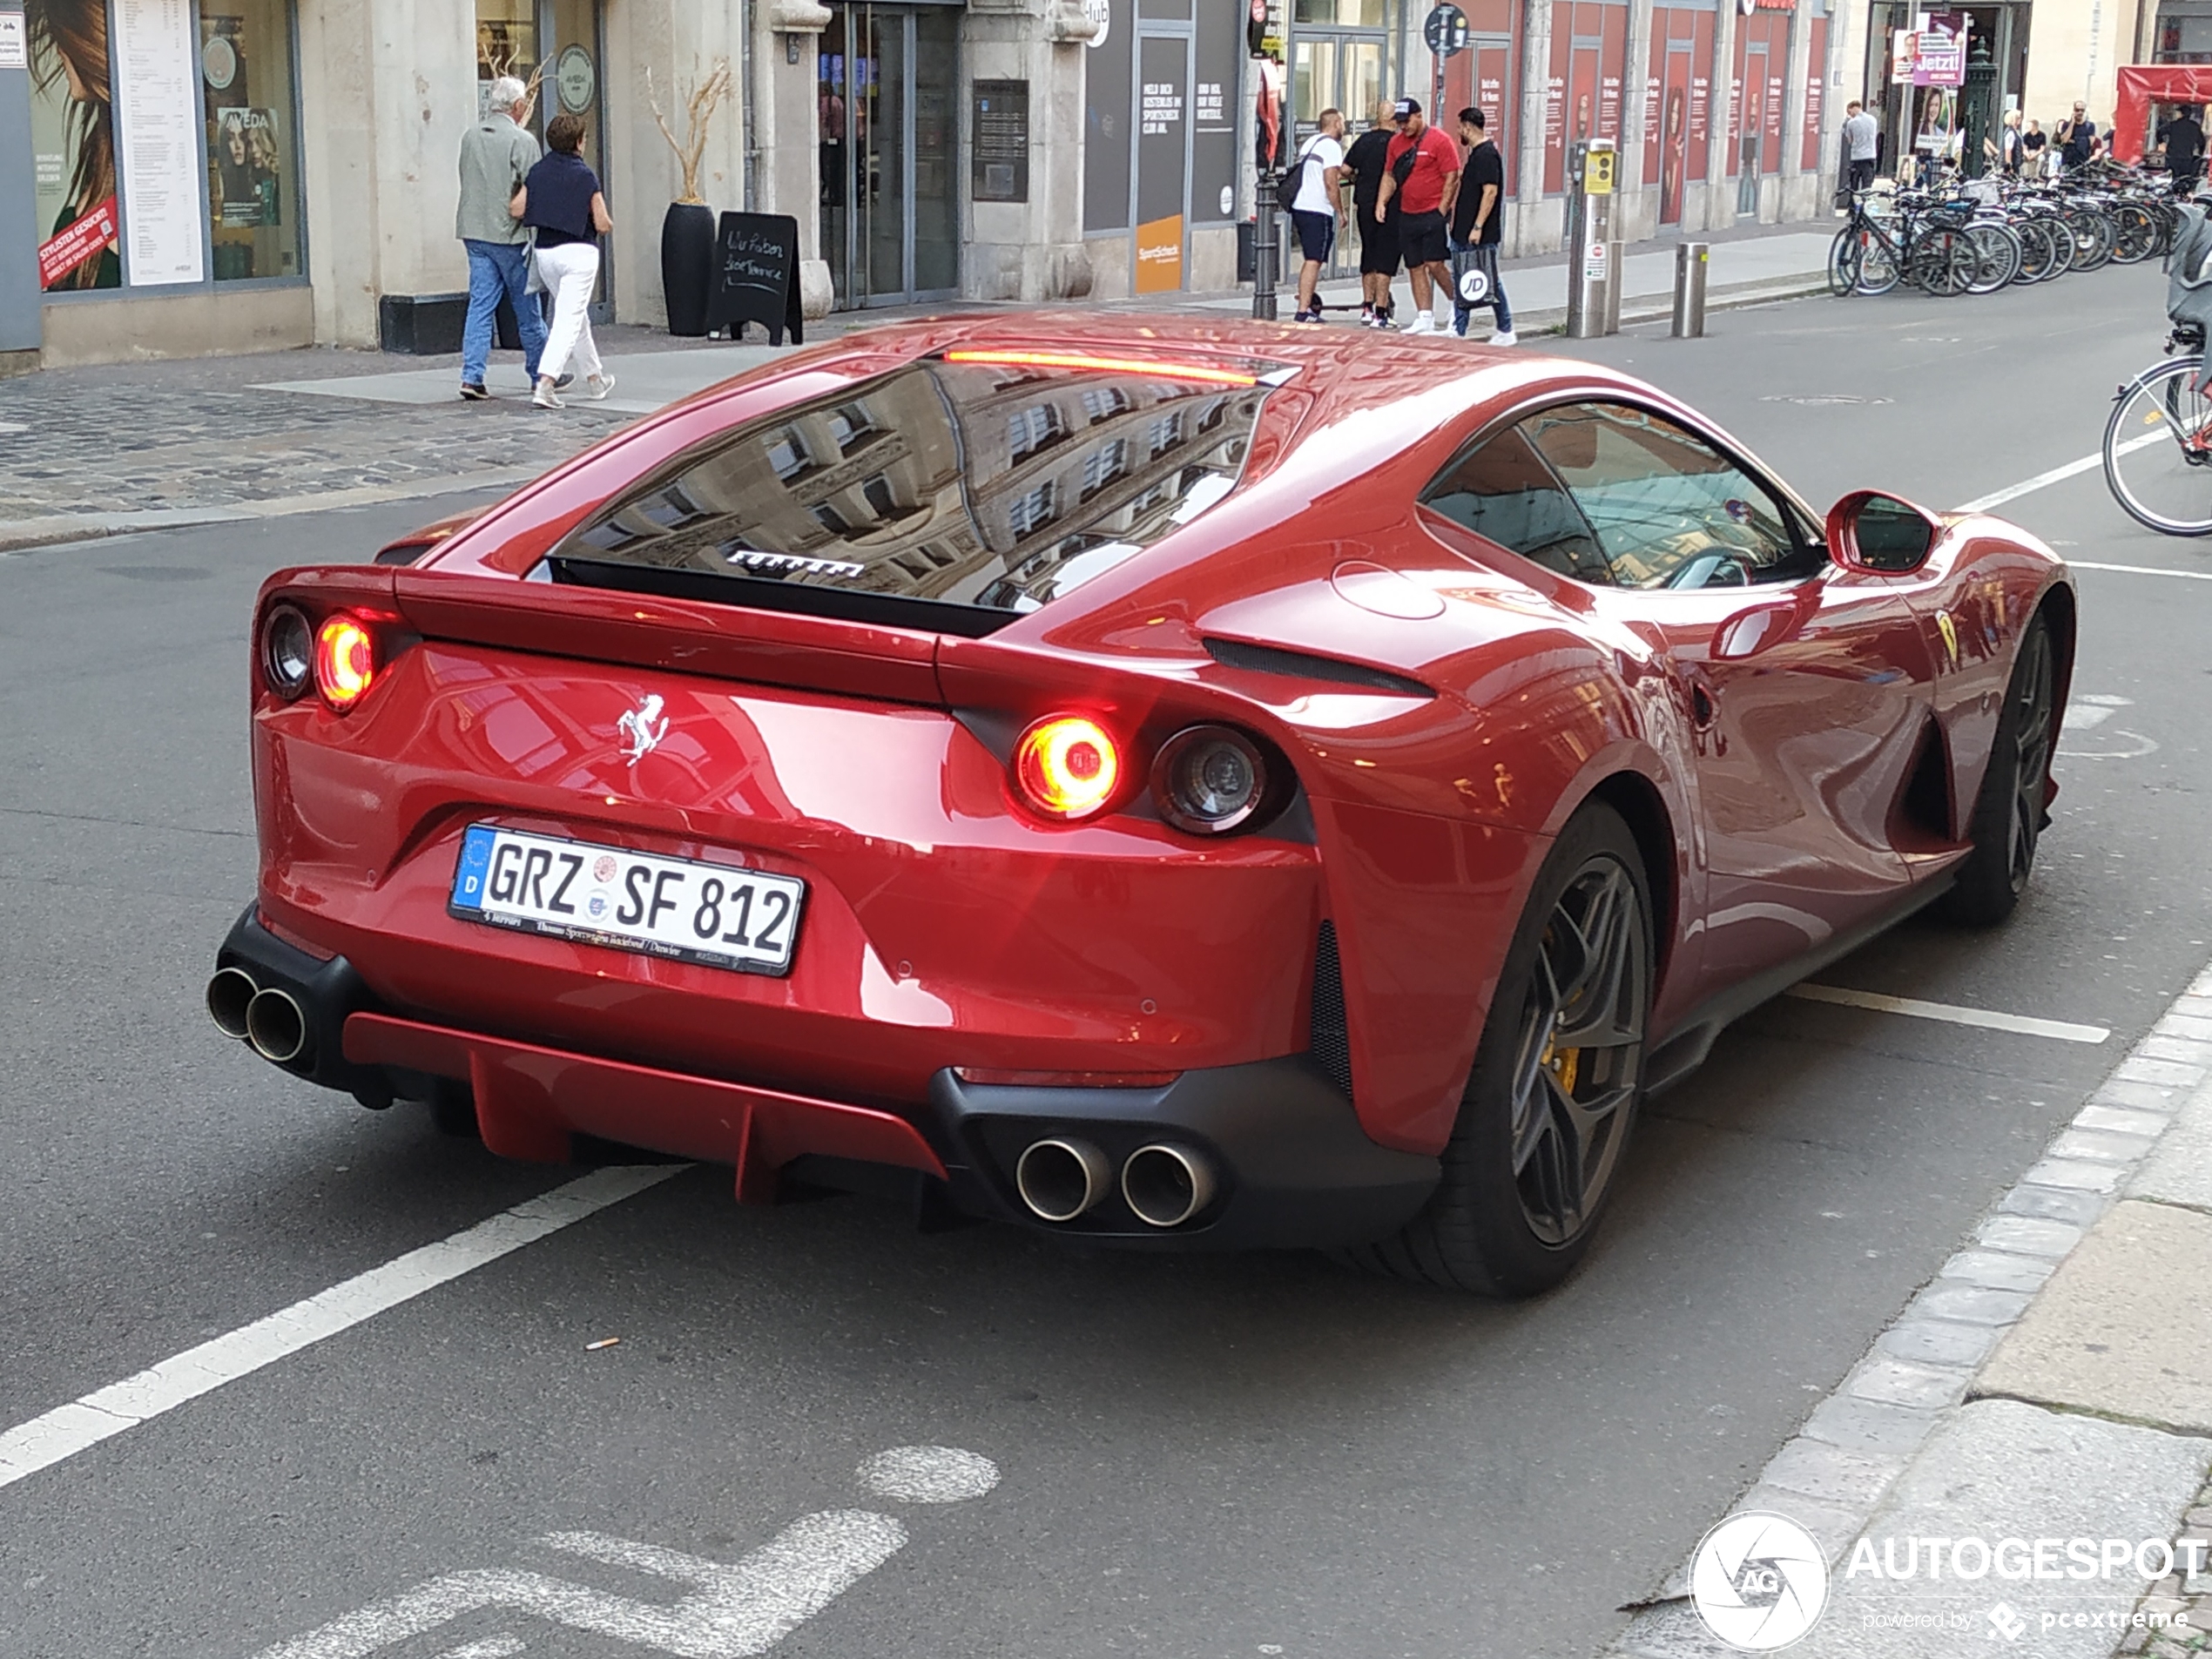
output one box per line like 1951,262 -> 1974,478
214,905 -> 1439,1251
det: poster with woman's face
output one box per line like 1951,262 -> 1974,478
25,0 -> 120,289
215,107 -> 279,228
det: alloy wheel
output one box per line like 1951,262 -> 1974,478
1507,856 -> 1648,1246
2004,625 -> 2054,896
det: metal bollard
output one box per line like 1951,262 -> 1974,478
1670,242 -> 1709,338
1602,240 -> 1626,334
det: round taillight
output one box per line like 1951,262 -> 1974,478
314,614 -> 376,711
1153,725 -> 1268,834
261,604 -> 313,700
1013,715 -> 1122,821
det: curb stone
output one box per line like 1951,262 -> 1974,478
1607,963 -> 2212,1657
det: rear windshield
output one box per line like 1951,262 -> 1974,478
548,354 -> 1279,635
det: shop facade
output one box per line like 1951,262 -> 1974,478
1331,0 -> 1851,253
2,0 -> 1861,369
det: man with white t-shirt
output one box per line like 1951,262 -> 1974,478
1288,107 -> 1347,323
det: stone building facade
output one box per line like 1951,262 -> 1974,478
1,0 -> 2009,373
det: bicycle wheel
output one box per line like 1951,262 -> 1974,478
2012,218 -> 2059,283
1828,225 -> 1860,296
2104,357 -> 2212,536
2066,208 -> 2116,271
1855,227 -> 1901,295
2111,202 -> 2160,264
1911,228 -> 1975,295
1966,222 -> 2022,293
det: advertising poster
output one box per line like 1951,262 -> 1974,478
114,0 -> 206,285
1134,37 -> 1185,293
27,0 -> 122,289
1801,14 -> 1828,171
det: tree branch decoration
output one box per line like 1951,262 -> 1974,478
645,60 -> 734,205
480,40 -> 548,127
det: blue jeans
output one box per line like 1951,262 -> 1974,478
1450,236 -> 1514,337
462,239 -> 549,387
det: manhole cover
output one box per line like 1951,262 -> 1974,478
1757,394 -> 1894,406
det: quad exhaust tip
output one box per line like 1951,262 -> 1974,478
1014,1138 -> 1113,1223
244,987 -> 309,1066
1122,1143 -> 1215,1230
206,968 -> 258,1041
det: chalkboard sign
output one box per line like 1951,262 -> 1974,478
705,212 -> 804,346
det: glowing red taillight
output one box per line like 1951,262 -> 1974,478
1013,714 -> 1123,821
314,613 -> 377,711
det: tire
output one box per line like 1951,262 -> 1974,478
1964,222 -> 2022,293
1911,227 -> 1975,295
2013,218 -> 2060,283
1853,227 -> 1902,296
2103,357 -> 2212,536
2111,202 -> 2160,264
2065,208 -> 2115,272
1942,617 -> 2056,927
1828,226 -> 1861,297
1345,803 -> 1653,1297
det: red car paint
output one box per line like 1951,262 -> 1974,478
243,314 -> 2072,1191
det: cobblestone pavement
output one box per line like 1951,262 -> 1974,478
2116,1473 -> 2212,1656
0,331 -> 670,523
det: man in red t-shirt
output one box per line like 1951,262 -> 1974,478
1374,98 -> 1462,334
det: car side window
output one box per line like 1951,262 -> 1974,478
1519,402 -> 1817,590
1420,423 -> 1614,586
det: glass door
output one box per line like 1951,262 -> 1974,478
819,4 -> 960,308
1291,32 -> 1385,280
474,0 -> 609,317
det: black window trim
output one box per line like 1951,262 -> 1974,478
1422,390 -> 1831,591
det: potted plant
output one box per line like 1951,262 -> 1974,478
647,60 -> 733,338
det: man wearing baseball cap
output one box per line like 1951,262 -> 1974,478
1374,98 -> 1462,335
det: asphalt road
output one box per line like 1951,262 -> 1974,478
3,264 -> 2209,1659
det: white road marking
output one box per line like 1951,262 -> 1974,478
854,1445 -> 1001,1504
250,1447 -> 1001,1658
2066,693 -> 2131,732
1785,983 -> 2111,1044
1954,431 -> 2166,513
0,1165 -> 683,1494
2068,559 -> 2212,582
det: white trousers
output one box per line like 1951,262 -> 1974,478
534,241 -> 602,384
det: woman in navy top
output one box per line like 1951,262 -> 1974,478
511,112 -> 614,408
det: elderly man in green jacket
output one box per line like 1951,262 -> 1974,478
456,75 -> 552,401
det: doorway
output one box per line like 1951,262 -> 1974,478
1292,31 -> 1386,280
819,3 -> 960,309
475,0 -> 611,319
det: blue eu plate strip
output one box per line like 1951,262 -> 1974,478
452,825 -> 496,911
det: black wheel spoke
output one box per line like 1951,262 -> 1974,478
1512,857 -> 1649,1248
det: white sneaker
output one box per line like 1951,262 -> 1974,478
1490,330 -> 1518,347
1405,315 -> 1436,336
581,373 -> 616,401
531,379 -> 564,410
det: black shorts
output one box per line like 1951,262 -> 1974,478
1291,209 -> 1336,265
1357,210 -> 1399,274
1396,209 -> 1450,269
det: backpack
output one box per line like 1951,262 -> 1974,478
2168,205 -> 2212,314
1277,137 -> 1322,213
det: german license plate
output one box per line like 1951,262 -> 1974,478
448,825 -> 806,976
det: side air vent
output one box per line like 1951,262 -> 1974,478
1203,637 -> 1435,698
1309,921 -> 1354,1102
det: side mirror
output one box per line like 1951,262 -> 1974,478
1826,489 -> 1941,576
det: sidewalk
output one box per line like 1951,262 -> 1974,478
1608,968 -> 2212,1659
0,224 -> 1836,556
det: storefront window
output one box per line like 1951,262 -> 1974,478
202,0 -> 302,280
476,0 -> 541,121
29,0 -> 304,294
1294,0 -> 1387,24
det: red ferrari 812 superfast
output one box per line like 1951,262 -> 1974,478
208,317 -> 2073,1295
